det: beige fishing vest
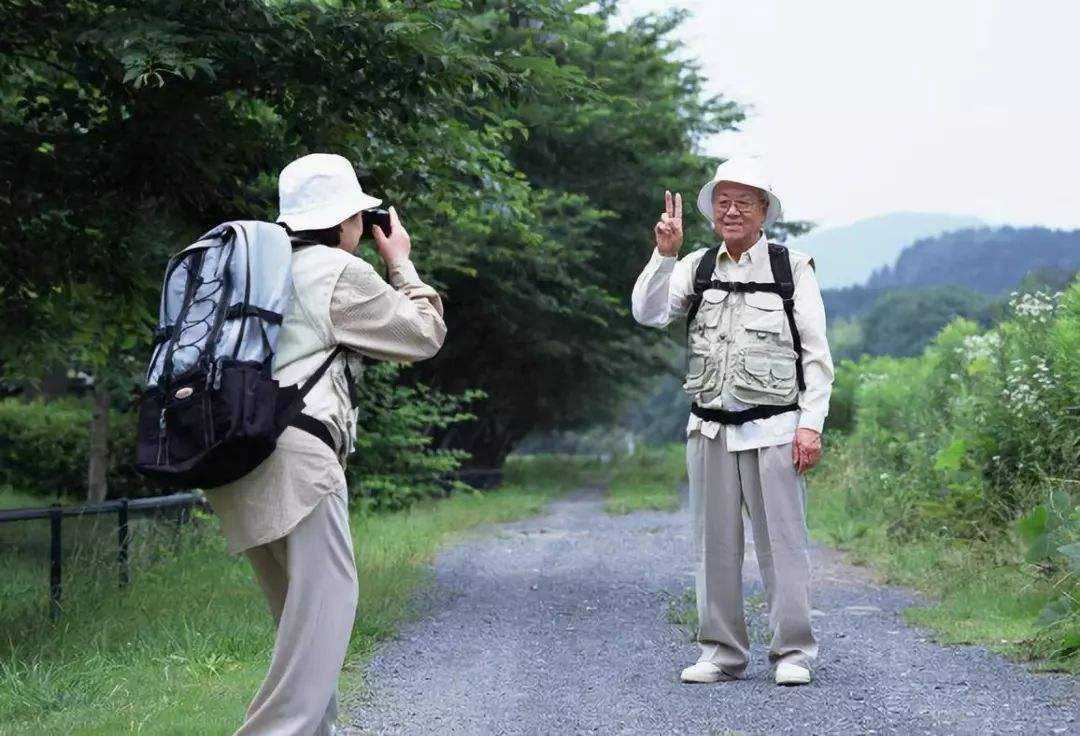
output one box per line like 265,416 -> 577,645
272,245 -> 364,458
683,248 -> 801,409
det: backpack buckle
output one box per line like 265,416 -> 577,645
152,325 -> 175,345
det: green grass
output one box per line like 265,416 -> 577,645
807,439 -> 1079,673
664,586 -> 697,641
0,455 -> 594,735
603,444 -> 685,515
664,586 -> 771,647
0,486 -> 73,509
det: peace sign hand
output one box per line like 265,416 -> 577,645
654,190 -> 683,257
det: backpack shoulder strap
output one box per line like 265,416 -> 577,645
693,246 -> 721,293
767,243 -> 795,299
686,246 -> 721,329
297,346 -> 343,403
279,345 -> 347,452
766,244 -> 806,392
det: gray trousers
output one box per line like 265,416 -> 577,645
687,429 -> 817,675
236,489 -> 359,736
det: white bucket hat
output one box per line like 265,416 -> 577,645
696,157 -> 783,227
276,153 -> 382,231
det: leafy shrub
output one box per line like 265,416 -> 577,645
346,363 -> 480,513
0,398 -> 142,499
823,359 -> 859,434
0,399 -> 88,498
830,278 -> 1080,659
1015,489 -> 1080,659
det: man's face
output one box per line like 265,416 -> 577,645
712,182 -> 767,244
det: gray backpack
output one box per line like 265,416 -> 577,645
136,221 -> 339,488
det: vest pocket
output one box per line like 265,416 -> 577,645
683,355 -> 712,395
686,293 -> 725,398
742,309 -> 784,339
731,345 -> 799,406
691,289 -> 727,330
683,355 -> 722,403
740,290 -> 789,352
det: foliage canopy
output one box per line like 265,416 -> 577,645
0,0 -> 741,496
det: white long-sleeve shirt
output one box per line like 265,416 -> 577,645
631,233 -> 833,451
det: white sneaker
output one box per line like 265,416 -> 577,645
680,661 -> 737,683
774,662 -> 811,686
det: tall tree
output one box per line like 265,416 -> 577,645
416,2 -> 750,461
1,0 -> 746,481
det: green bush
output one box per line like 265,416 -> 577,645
346,363 -> 480,513
0,399 -> 89,498
0,398 -> 143,500
829,279 -> 1080,660
823,359 -> 859,434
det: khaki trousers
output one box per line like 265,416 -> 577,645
235,489 -> 358,736
687,429 -> 817,675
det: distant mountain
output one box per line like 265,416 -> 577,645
788,212 -> 985,288
866,226 -> 1080,294
822,225 -> 1080,321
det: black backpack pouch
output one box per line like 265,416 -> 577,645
136,356 -> 301,489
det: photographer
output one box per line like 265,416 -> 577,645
206,153 -> 446,736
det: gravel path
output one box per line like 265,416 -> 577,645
345,487 -> 1078,736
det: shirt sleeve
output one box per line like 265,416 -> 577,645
329,257 -> 447,362
791,259 -> 834,432
630,248 -> 698,328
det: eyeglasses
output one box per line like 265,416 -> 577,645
714,198 -> 761,216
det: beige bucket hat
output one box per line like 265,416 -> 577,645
696,157 -> 783,227
276,153 -> 382,231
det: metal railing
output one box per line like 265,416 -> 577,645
3,469 -> 503,620
0,493 -> 207,619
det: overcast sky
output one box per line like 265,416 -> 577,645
612,0 -> 1080,230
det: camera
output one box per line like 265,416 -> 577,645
361,208 -> 392,240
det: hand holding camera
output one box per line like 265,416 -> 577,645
368,206 -> 411,266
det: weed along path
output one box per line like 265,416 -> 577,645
345,488 -> 1078,736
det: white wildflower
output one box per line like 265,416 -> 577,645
1010,290 -> 1060,323
962,332 -> 1002,363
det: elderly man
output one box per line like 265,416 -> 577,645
631,158 -> 833,686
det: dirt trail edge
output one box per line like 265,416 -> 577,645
345,487 -> 1078,736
